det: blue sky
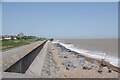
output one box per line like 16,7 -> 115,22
2,2 -> 118,39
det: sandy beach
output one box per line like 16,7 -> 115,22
40,41 -> 119,78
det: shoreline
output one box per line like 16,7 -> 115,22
49,41 -> 119,78
53,42 -> 120,73
59,39 -> 118,59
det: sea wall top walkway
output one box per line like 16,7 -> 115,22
2,41 -> 46,71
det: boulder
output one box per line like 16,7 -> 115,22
82,64 -> 92,70
79,58 -> 92,70
98,66 -> 103,73
62,61 -> 76,70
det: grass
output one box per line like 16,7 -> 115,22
2,40 -> 31,51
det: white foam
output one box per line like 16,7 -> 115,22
53,40 -> 120,67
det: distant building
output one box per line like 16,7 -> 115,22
2,35 -> 17,40
3,35 -> 11,40
14,37 -> 17,40
4,37 -> 11,40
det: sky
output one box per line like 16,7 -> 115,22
2,2 -> 118,39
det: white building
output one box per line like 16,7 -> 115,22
4,37 -> 11,40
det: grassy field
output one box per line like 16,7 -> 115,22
2,40 -> 31,51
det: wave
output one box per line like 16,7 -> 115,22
52,40 -> 120,68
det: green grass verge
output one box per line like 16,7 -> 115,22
2,40 -> 31,51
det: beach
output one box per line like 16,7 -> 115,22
40,40 -> 119,78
